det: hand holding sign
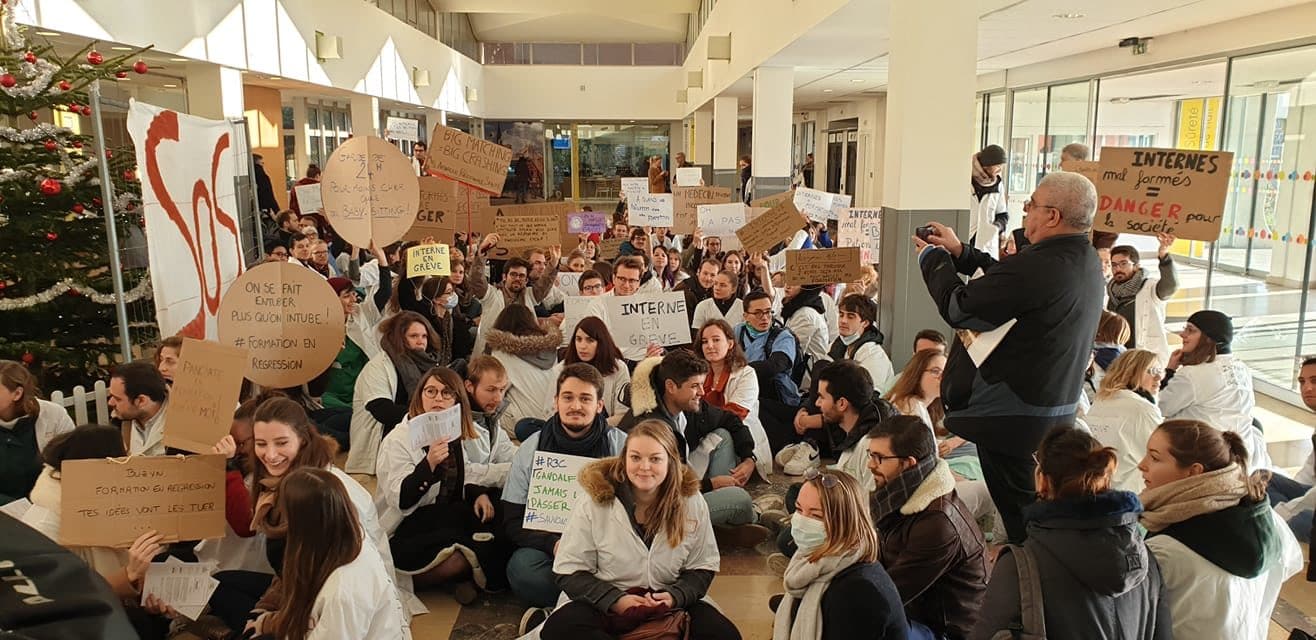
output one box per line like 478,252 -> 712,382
1085,147 -> 1234,241
406,244 -> 452,278
320,136 -> 420,248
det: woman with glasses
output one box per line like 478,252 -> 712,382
771,468 -> 908,640
1084,349 -> 1165,494
691,269 -> 746,333
970,425 -> 1170,640
375,366 -> 513,605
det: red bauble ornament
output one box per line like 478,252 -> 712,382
43,139 -> 57,151
104,150 -> 112,158
23,52 -> 36,64
0,74 -> 16,88
39,178 -> 61,196
80,106 -> 91,116
93,197 -> 103,206
115,71 -> 127,79
72,204 -> 85,214
87,51 -> 104,65
72,140 -> 83,149
122,170 -> 136,181
133,60 -> 148,74
21,353 -> 34,366
27,111 -> 38,121
58,80 -> 71,91
67,102 -> 79,111
45,232 -> 58,241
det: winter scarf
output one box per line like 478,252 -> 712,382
536,414 -> 614,459
870,454 -> 940,522
713,295 -> 739,316
1139,463 -> 1248,533
781,286 -> 826,322
773,550 -> 864,640
1108,268 -> 1147,309
1153,494 -> 1278,578
252,476 -> 288,541
383,343 -> 442,400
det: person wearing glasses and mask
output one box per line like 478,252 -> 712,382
1106,234 -> 1178,364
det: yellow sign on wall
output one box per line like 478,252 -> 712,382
1203,97 -> 1221,150
1176,99 -> 1205,150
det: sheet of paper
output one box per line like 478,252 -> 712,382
141,557 -> 220,620
1,498 -> 32,520
294,182 -> 323,213
961,318 -> 1018,368
675,167 -> 703,187
408,404 -> 464,450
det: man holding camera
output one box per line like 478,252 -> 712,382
912,172 -> 1105,543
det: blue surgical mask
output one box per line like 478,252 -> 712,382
442,294 -> 459,310
840,332 -> 862,346
745,325 -> 767,340
790,512 -> 827,553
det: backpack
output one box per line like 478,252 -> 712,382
991,545 -> 1046,640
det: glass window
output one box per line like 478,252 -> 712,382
984,92 -> 1006,148
281,106 -> 294,130
634,43 -> 679,66
308,107 -> 319,129
1045,81 -> 1093,173
1006,87 -> 1047,226
578,123 -> 670,200
531,43 -> 581,65
597,43 -> 633,65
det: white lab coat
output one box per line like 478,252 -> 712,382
490,353 -> 558,442
306,541 -> 408,640
4,399 -> 75,452
784,306 -> 830,377
820,293 -> 839,347
720,366 -> 772,481
1085,390 -> 1164,494
329,465 -> 422,617
691,298 -> 744,330
1147,509 -> 1301,640
846,342 -> 896,392
969,185 -> 1005,260
833,433 -> 876,494
472,286 -> 542,359
345,352 -> 398,474
1132,277 -> 1172,365
346,303 -> 384,362
1160,355 -> 1272,471
194,474 -> 274,575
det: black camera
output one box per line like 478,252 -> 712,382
915,225 -> 937,241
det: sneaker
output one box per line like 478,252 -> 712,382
518,607 -> 551,634
774,443 -> 802,470
714,523 -> 771,548
767,552 -> 790,577
453,581 -> 479,606
758,508 -> 789,531
753,493 -> 786,513
783,442 -> 820,476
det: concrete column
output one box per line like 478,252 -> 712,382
693,109 -> 713,165
186,66 -> 244,120
877,0 -> 977,367
713,96 -> 739,192
350,94 -> 381,138
751,66 -> 794,201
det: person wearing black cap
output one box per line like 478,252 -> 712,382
1160,310 -> 1272,471
969,145 -> 1009,259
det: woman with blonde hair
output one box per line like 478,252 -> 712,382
1085,349 -> 1165,493
537,421 -> 738,639
772,468 -> 906,639
0,360 -> 74,503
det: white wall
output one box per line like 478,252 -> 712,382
479,66 -> 685,121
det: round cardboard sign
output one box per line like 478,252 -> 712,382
217,262 -> 346,388
320,135 -> 420,248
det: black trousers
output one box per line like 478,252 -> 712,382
976,446 -> 1037,544
541,600 -> 741,640
208,570 -> 275,636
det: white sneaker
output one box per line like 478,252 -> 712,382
774,443 -> 802,470
783,442 -> 820,476
518,607 -> 551,634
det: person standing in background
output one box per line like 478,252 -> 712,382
648,155 -> 670,194
968,145 -> 1008,260
1107,234 -> 1179,364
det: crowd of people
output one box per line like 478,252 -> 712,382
1,141 -> 1310,640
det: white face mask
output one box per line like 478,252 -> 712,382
840,332 -> 863,346
790,512 -> 827,553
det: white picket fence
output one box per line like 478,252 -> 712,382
48,380 -> 111,426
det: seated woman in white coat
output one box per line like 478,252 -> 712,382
250,467 -> 406,640
375,366 -> 514,603
553,316 -> 630,428
1085,349 -> 1165,494
690,270 -> 745,333
536,421 -> 741,640
1138,420 -> 1302,640
698,319 -> 772,480
1159,310 -> 1272,470
346,311 -> 445,474
486,304 -> 564,441
775,285 -> 831,379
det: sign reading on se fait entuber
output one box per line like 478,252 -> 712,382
429,124 -> 515,195
785,247 -> 864,286
1082,147 -> 1234,242
320,135 -> 420,249
60,454 -> 227,548
738,198 -> 808,255
217,262 -> 346,388
164,339 -> 247,454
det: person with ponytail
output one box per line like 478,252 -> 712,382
1084,349 -> 1165,493
257,468 -> 406,640
971,425 -> 1170,639
1137,420 -> 1302,639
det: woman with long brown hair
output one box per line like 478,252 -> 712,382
0,360 -> 74,503
1137,419 -> 1301,639
375,367 -> 513,604
698,319 -> 771,480
258,467 -> 406,640
486,304 -> 562,440
539,421 -> 738,639
557,316 -> 629,424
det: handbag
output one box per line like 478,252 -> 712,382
603,588 -> 691,640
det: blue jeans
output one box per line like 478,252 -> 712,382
702,429 -> 755,526
507,547 -> 559,608
907,619 -> 946,640
1266,472 -> 1314,540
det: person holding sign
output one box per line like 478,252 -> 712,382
375,367 -> 513,603
603,257 -> 669,362
467,236 -> 562,360
1107,235 -> 1179,364
249,467 -> 407,640
322,277 -> 384,418
487,305 -> 565,441
108,362 -> 170,457
619,351 -> 766,546
0,361 -> 74,504
538,421 -> 737,640
501,364 -> 628,624
690,270 -> 745,334
555,317 -> 631,428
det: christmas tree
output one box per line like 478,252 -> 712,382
0,0 -> 152,392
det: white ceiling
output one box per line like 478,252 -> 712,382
439,0 -> 697,44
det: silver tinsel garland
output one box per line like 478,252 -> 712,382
0,275 -> 151,311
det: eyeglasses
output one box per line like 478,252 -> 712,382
1023,198 -> 1059,213
614,276 -> 641,286
867,451 -> 904,465
1147,367 -> 1165,377
745,310 -> 773,318
581,283 -> 604,292
1111,260 -> 1134,269
422,386 -> 456,400
505,272 -> 528,280
802,467 -> 839,488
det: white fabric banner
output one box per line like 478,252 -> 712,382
127,100 -> 246,340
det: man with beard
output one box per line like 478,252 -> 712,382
107,362 -> 170,456
467,235 -> 561,357
867,415 -> 987,640
1107,233 -> 1178,364
501,364 -> 628,630
674,257 -> 721,326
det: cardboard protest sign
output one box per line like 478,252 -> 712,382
449,184 -> 493,238
320,135 -> 420,248
496,215 -> 561,248
750,190 -> 793,209
61,454 -> 226,548
630,193 -> 675,227
828,194 -> 852,221
785,247 -> 863,286
737,198 -> 808,255
567,211 -> 608,235
620,177 -> 649,202
384,116 -> 419,142
163,339 -> 247,454
793,187 -> 837,223
523,451 -> 592,533
604,292 -> 691,349
597,237 -> 624,260
479,201 -> 573,258
555,271 -> 583,293
404,176 -> 459,243
674,186 -> 733,234
406,244 -> 451,278
293,182 -> 323,213
675,167 -> 702,187
698,203 -> 746,251
837,208 -> 882,264
217,262 -> 345,388
408,405 -> 463,451
561,295 -> 607,347
1083,147 -> 1233,242
429,124 -> 514,195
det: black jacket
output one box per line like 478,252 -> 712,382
817,562 -> 909,640
921,233 -> 1103,453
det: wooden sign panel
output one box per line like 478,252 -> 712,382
61,455 -> 226,548
1083,147 -> 1234,242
